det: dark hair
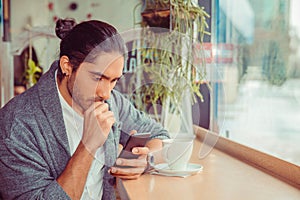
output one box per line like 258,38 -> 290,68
55,18 -> 126,80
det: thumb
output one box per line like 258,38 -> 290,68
129,130 -> 137,135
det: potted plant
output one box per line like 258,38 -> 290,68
129,0 -> 210,136
25,58 -> 42,88
141,0 -> 171,29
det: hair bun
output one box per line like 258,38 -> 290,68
55,18 -> 77,39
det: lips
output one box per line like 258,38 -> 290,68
94,99 -> 104,103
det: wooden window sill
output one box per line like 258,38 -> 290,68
116,126 -> 300,200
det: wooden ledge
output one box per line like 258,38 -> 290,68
193,125 -> 300,189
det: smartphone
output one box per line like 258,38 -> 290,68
114,132 -> 151,167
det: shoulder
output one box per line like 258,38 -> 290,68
110,89 -> 138,112
0,87 -> 40,139
0,61 -> 60,140
110,89 -> 131,107
111,89 -> 126,99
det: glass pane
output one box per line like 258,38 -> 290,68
212,0 -> 300,165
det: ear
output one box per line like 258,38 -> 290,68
59,56 -> 73,76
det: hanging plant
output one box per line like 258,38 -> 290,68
130,0 -> 210,124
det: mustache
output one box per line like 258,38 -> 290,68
88,96 -> 105,103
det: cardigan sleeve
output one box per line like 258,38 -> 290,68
0,123 -> 71,200
111,90 -> 170,140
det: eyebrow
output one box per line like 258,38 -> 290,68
88,71 -> 123,81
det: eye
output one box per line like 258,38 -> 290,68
94,76 -> 103,81
111,77 -> 121,83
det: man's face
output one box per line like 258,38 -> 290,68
68,53 -> 124,112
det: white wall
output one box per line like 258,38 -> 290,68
11,0 -> 141,70
1,0 -> 142,106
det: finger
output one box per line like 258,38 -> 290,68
97,112 -> 115,127
97,110 -> 114,120
85,101 -> 104,114
112,174 -> 141,180
109,171 -> 141,180
109,166 -> 145,176
116,157 -> 147,168
93,103 -> 109,115
84,102 -> 107,117
132,147 -> 150,155
129,130 -> 137,135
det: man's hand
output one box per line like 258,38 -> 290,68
81,102 -> 115,155
109,147 -> 150,180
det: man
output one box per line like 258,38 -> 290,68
0,19 -> 169,199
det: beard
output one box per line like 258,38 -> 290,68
66,71 -> 108,114
67,76 -> 91,113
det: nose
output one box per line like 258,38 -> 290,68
96,80 -> 111,100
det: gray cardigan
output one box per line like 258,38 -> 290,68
0,61 -> 169,200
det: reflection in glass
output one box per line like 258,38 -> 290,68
212,0 -> 300,165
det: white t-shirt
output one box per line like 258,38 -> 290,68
55,70 -> 105,200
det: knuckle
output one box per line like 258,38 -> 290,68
103,103 -> 109,110
105,118 -> 113,124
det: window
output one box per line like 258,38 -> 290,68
210,0 -> 300,165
